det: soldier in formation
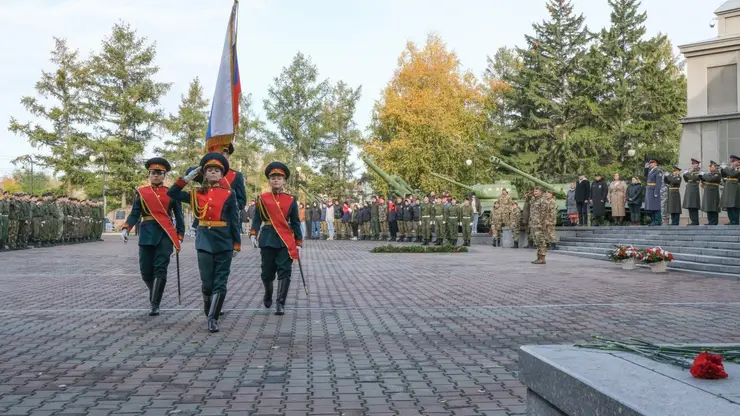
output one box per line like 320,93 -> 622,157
701,161 -> 722,225
721,155 -> 740,225
645,158 -> 664,226
433,196 -> 446,245
0,191 -> 104,251
459,197 -> 473,247
420,195 -> 433,245
665,166 -> 683,226
682,159 -> 702,226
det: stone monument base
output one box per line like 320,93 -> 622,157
519,344 -> 740,416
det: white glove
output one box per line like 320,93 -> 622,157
458,222 -> 462,226
250,235 -> 258,248
430,221 -> 434,225
183,166 -> 202,183
120,229 -> 129,242
232,250 -> 239,258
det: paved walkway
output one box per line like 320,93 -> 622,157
1,238 -> 739,415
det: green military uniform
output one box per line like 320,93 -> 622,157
8,196 -> 19,250
721,155 -> 740,225
378,200 -> 388,240
446,201 -> 460,246
682,160 -> 702,225
124,158 -> 185,317
459,201 -> 473,246
18,197 -> 31,249
170,155 -> 240,332
31,198 -> 42,247
701,162 -> 722,225
0,193 -> 8,250
666,167 -> 682,226
433,200 -> 445,246
370,199 -> 380,240
419,200 -> 433,245
509,203 -> 521,248
250,161 -> 302,316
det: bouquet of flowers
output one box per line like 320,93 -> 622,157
606,245 -> 641,262
641,247 -> 674,264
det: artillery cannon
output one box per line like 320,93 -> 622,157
428,171 -> 519,233
361,156 -> 421,199
489,156 -> 569,225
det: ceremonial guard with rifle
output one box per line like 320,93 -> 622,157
120,158 -> 184,317
682,158 -> 702,226
250,162 -> 304,316
700,161 -> 723,225
168,153 -> 241,333
645,158 -> 663,226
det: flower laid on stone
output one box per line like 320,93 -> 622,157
606,245 -> 642,263
640,247 -> 674,264
690,351 -> 729,379
576,336 -> 739,378
370,245 -> 468,253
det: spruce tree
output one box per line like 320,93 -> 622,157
88,22 -> 171,207
504,0 -> 596,174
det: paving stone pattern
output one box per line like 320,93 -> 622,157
1,237 -> 739,415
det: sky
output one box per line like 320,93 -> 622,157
0,0 -> 721,178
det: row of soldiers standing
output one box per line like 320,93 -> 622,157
660,156 -> 740,226
306,193 -> 478,246
0,191 -> 105,251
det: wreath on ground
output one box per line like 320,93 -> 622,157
370,245 -> 468,253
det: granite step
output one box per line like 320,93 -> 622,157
556,244 -> 740,266
559,236 -> 740,250
558,225 -> 740,235
557,240 -> 740,259
566,233 -> 740,242
554,246 -> 740,277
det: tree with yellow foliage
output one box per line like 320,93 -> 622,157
364,33 -> 488,197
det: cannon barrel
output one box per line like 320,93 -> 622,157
489,156 -> 566,198
361,156 -> 415,197
428,172 -> 475,192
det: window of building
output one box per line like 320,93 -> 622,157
707,64 -> 738,115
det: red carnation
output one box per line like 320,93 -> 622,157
690,352 -> 728,379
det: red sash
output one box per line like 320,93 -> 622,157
137,186 -> 181,252
260,192 -> 299,260
220,170 -> 237,189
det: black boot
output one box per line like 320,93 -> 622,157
202,294 -> 211,316
416,236 -> 422,243
149,278 -> 165,316
491,238 -> 497,247
514,241 -> 519,248
275,279 -> 291,315
207,293 -> 225,333
496,238 -> 501,247
263,279 -> 274,308
435,238 -> 442,246
422,239 -> 429,246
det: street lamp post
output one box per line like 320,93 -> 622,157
466,159 -> 476,184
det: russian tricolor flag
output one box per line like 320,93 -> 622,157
205,0 -> 242,153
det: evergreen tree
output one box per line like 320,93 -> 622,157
316,81 -> 362,198
263,52 -> 329,165
504,0 -> 598,175
8,38 -> 94,195
484,46 -> 520,127
88,22 -> 171,207
157,77 -> 209,176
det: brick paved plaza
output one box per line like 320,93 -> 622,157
1,238 -> 739,416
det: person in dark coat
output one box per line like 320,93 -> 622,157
121,157 -> 184,317
721,155 -> 740,225
645,158 -> 663,226
574,174 -> 590,226
250,161 -> 302,316
701,161 -> 722,225
665,166 -> 683,225
626,177 -> 643,225
387,199 -> 398,241
310,201 -> 321,239
589,174 -> 608,226
682,158 -> 702,225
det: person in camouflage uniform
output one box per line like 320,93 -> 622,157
31,196 -> 42,247
529,187 -> 550,264
56,196 -> 66,243
545,192 -> 558,250
489,200 -> 500,246
492,189 -> 512,247
18,194 -> 32,249
508,201 -> 521,248
378,197 -> 388,241
370,196 -> 380,240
